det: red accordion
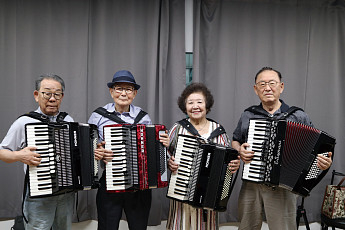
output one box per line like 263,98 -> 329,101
103,124 -> 168,192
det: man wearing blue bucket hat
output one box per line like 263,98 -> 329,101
88,70 -> 169,230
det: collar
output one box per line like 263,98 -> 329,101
36,107 -> 60,121
110,103 -> 136,118
259,99 -> 290,114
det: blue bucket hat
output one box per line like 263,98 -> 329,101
107,70 -> 140,90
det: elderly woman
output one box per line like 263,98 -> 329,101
167,82 -> 240,230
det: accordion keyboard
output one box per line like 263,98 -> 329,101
104,126 -> 132,191
167,135 -> 199,201
242,119 -> 270,182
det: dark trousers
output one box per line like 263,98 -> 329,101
96,174 -> 152,230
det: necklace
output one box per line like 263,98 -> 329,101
196,120 -> 208,131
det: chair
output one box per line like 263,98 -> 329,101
320,170 -> 345,230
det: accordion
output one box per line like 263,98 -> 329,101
103,124 -> 168,192
167,134 -> 239,211
25,122 -> 99,198
243,119 -> 336,196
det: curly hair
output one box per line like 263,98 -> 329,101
177,82 -> 214,115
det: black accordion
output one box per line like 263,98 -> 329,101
103,124 -> 168,192
167,134 -> 239,211
25,122 -> 99,198
243,119 -> 336,196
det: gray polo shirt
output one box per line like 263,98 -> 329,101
0,108 -> 73,172
0,107 -> 74,152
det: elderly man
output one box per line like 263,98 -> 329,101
88,70 -> 169,230
0,74 -> 75,230
231,67 -> 333,230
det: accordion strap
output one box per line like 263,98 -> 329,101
19,111 -> 68,123
207,126 -> 226,142
94,107 -> 147,125
21,169 -> 29,223
279,106 -> 304,119
245,105 -> 303,120
177,118 -> 226,142
177,119 -> 200,136
133,110 -> 148,124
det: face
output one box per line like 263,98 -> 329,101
185,92 -> 207,122
109,82 -> 137,109
254,70 -> 284,104
33,79 -> 64,116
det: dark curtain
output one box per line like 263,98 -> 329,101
0,0 -> 185,225
194,0 -> 345,223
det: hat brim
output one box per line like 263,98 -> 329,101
107,81 -> 140,90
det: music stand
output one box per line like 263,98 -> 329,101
296,197 -> 310,230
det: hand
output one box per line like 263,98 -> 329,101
159,131 -> 170,148
228,155 -> 241,174
238,143 -> 255,164
94,141 -> 113,164
168,156 -> 179,173
317,152 -> 333,170
16,146 -> 41,166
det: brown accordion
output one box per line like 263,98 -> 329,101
243,119 -> 336,196
103,124 -> 168,192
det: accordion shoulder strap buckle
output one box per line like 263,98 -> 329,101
281,106 -> 304,119
56,112 -> 68,122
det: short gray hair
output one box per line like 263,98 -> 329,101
35,74 -> 65,92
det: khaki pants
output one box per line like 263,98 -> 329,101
238,181 -> 297,230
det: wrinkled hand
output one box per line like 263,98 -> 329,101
168,156 -> 179,173
94,141 -> 113,164
228,155 -> 241,174
238,143 -> 255,164
17,146 -> 41,166
317,152 -> 332,170
159,131 -> 170,148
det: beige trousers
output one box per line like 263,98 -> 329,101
238,181 -> 297,230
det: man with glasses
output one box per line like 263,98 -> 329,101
0,74 -> 75,230
88,70 -> 169,230
231,67 -> 333,230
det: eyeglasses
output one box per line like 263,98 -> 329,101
113,87 -> 134,94
40,91 -> 63,100
255,80 -> 281,89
